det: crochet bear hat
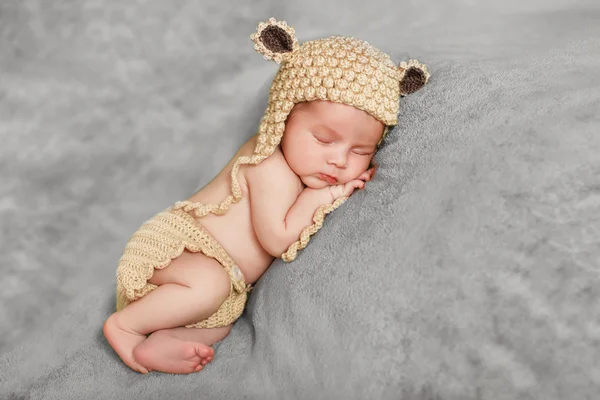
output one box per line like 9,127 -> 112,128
176,18 -> 430,261
250,18 -> 430,157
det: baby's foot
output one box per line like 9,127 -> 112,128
103,313 -> 149,374
132,330 -> 214,374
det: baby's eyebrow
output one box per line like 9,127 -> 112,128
356,143 -> 377,149
315,124 -> 376,147
314,124 -> 342,137
353,136 -> 378,148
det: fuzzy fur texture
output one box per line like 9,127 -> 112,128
1,0 -> 600,399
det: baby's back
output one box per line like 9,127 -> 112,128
185,135 -> 274,283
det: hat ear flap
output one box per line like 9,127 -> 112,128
250,18 -> 299,64
398,59 -> 430,96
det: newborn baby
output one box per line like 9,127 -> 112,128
104,17 -> 430,375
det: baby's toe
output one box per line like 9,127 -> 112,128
199,347 -> 212,358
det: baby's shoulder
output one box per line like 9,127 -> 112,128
257,146 -> 287,167
244,147 -> 301,191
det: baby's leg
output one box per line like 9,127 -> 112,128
104,251 -> 231,374
133,325 -> 233,374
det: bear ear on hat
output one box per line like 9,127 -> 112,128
398,59 -> 430,96
250,18 -> 299,64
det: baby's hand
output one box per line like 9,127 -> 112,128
329,179 -> 365,200
328,165 -> 377,200
357,165 -> 377,182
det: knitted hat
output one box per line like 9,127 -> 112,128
177,18 -> 430,261
249,18 -> 430,157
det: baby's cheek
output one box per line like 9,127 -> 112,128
356,156 -> 373,173
344,166 -> 367,182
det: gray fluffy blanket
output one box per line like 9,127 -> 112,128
1,0 -> 599,399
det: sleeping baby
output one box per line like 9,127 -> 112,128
103,17 -> 430,374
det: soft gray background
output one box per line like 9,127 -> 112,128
1,0 -> 600,399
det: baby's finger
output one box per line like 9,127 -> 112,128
358,171 -> 370,181
370,164 -> 378,177
368,166 -> 377,178
344,182 -> 359,196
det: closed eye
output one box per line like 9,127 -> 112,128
352,150 -> 374,156
313,134 -> 333,144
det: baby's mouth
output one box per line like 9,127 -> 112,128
319,173 -> 338,184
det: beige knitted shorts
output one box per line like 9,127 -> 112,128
115,206 -> 252,329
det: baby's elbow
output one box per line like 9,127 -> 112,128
261,235 -> 293,258
256,227 -> 294,258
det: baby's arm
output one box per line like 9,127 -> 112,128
246,154 -> 337,257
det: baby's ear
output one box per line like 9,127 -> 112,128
250,18 -> 299,64
398,59 -> 430,96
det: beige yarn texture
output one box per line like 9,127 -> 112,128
114,18 -> 429,328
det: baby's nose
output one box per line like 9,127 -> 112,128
328,151 -> 347,168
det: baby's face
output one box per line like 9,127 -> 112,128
281,100 -> 384,189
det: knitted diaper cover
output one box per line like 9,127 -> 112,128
115,202 -> 252,329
